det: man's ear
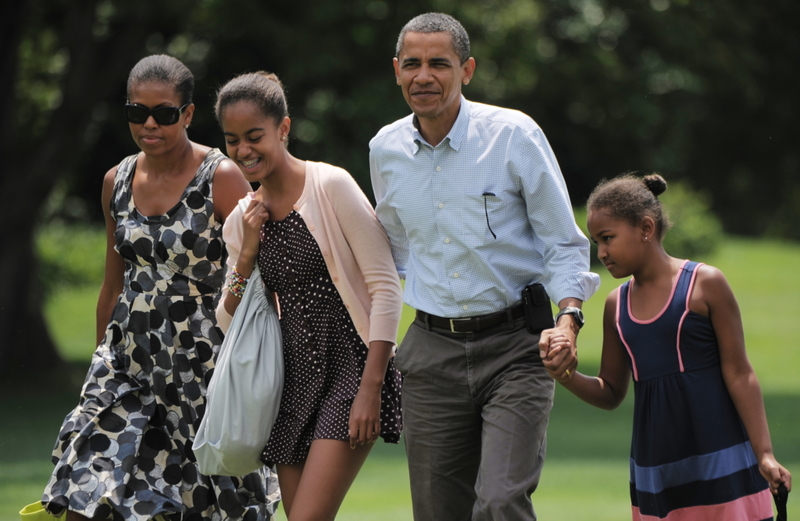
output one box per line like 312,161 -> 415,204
393,57 -> 401,85
462,57 -> 476,85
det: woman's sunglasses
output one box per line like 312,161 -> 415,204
124,103 -> 189,125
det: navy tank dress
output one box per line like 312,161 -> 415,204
616,260 -> 773,520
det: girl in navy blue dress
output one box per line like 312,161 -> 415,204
540,173 -> 791,520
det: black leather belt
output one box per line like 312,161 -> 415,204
417,304 -> 524,334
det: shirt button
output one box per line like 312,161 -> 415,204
438,203 -> 444,209
323,250 -> 329,256
444,238 -> 450,244
333,276 -> 339,282
463,305 -> 469,311
453,273 -> 459,278
436,166 -> 442,172
309,225 -> 315,231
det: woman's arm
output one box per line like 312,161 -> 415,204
327,169 -> 403,344
212,158 -> 252,223
323,169 -> 402,447
698,265 -> 792,493
96,168 -> 125,344
348,340 -> 394,448
541,290 -> 631,410
216,195 -> 269,326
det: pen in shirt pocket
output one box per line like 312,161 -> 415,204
482,192 -> 497,239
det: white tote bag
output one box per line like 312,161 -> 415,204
194,265 -> 283,476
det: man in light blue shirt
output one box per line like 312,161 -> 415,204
370,12 -> 600,521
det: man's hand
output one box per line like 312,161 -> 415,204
539,327 -> 577,381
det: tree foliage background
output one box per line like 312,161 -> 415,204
1,0 -> 798,378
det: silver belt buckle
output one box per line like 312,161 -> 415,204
449,318 -> 472,333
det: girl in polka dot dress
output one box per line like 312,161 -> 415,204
214,72 -> 403,521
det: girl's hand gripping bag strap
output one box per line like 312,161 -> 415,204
194,265 -> 283,476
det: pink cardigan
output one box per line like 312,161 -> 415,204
216,161 -> 402,347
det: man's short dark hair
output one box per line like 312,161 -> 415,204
396,13 -> 470,64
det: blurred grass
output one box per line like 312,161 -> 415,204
1,230 -> 797,521
36,223 -> 106,299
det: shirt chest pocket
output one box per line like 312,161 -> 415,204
460,193 -> 502,246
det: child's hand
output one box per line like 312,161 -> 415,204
348,385 -> 381,449
238,197 -> 270,271
242,198 -> 269,247
759,454 -> 792,494
539,328 -> 576,381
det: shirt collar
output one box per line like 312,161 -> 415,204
411,96 -> 470,153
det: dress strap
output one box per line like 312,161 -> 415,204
194,148 -> 227,186
615,283 -> 641,381
110,154 -> 138,220
675,260 -> 704,312
673,260 -> 705,373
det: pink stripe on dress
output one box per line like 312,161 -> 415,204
631,488 -> 774,521
674,263 -> 704,373
627,259 -> 690,324
616,286 -> 639,381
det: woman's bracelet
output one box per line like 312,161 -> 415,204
228,265 -> 249,298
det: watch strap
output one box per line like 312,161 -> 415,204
555,306 -> 584,329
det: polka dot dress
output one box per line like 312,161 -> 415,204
42,150 -> 279,521
257,211 -> 402,465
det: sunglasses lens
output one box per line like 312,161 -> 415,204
124,104 -> 184,125
152,107 -> 180,125
125,105 -> 149,124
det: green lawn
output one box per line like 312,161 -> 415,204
2,236 -> 797,521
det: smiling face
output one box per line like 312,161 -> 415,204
393,31 -> 475,132
587,209 -> 649,279
127,81 -> 193,154
220,101 -> 290,184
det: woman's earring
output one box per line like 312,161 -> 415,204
185,125 -> 189,129
280,136 -> 286,141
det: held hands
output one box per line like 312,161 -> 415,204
348,383 -> 382,449
539,327 -> 578,382
759,453 -> 792,495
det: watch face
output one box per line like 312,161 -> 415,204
559,307 -> 584,327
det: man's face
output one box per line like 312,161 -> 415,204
393,31 -> 475,126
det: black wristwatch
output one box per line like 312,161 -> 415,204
555,306 -> 585,329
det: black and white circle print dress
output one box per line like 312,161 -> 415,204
256,210 -> 402,465
42,149 -> 280,521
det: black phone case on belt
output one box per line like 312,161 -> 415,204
521,283 -> 554,334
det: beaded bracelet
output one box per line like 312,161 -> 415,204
228,265 -> 248,298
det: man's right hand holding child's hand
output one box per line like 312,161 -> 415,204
539,329 -> 577,382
